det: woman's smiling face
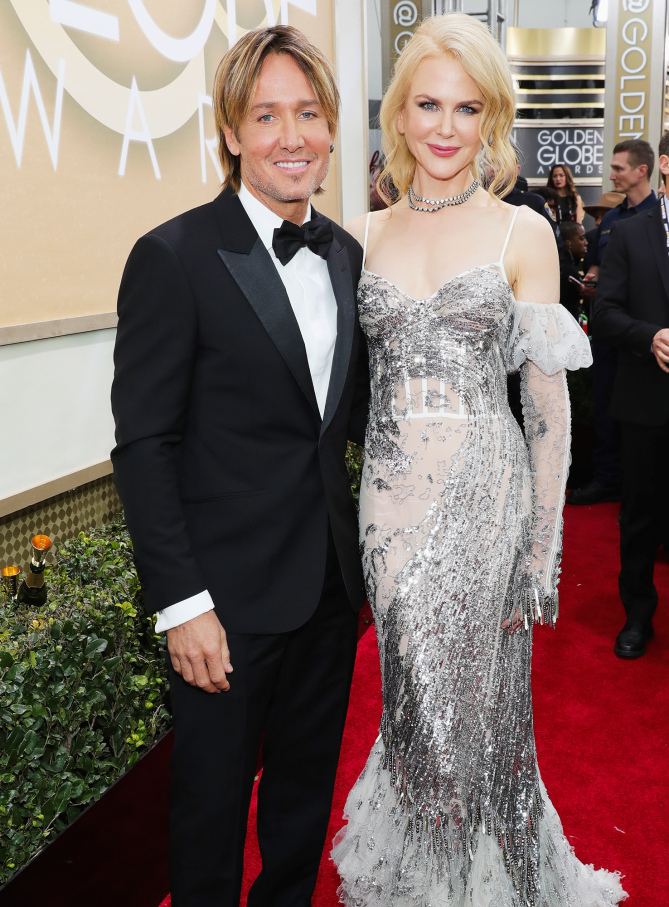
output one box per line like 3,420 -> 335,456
397,54 -> 484,185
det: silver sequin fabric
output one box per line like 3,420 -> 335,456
332,260 -> 626,907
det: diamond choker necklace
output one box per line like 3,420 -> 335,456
407,179 -> 479,212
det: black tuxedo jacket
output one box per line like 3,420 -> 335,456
111,188 -> 369,633
592,200 -> 669,426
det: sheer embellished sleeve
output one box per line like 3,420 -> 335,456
506,301 -> 592,629
506,300 -> 592,375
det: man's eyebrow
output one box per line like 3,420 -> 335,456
250,98 -> 320,111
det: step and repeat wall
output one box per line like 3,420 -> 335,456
508,26 -> 606,215
510,15 -> 669,217
0,1 -> 337,329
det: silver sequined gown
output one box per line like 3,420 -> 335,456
332,216 -> 627,907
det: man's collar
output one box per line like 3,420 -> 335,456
621,189 -> 656,213
237,182 -> 312,251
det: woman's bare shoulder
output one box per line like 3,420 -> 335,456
343,213 -> 368,245
344,208 -> 393,246
512,202 -> 556,243
508,205 -> 559,302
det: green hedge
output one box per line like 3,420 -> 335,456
0,446 -> 365,884
0,516 -> 170,885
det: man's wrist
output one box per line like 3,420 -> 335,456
155,590 -> 215,633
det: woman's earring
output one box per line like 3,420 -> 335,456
330,142 -> 335,154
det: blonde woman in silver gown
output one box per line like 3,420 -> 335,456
332,14 -> 627,907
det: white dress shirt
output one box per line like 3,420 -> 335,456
154,183 -> 338,632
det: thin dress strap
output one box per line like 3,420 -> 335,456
362,211 -> 372,269
499,207 -> 518,264
498,206 -> 519,283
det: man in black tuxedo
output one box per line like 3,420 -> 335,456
111,26 -> 368,906
571,140 -> 657,506
591,132 -> 669,659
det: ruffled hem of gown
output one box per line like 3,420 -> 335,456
332,739 -> 628,907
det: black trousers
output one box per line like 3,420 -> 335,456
167,535 -> 358,907
619,419 -> 669,625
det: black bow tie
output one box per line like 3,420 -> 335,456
272,215 -> 333,266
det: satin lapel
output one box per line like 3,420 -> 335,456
646,202 -> 669,305
217,239 -> 319,416
321,235 -> 356,435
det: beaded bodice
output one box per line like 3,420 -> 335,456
359,262 -> 516,428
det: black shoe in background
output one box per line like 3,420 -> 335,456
567,480 -> 622,505
614,620 -> 654,659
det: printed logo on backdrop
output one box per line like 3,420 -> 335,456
614,0 -> 654,142
390,1 -> 420,67
393,2 -> 418,54
1,0 -> 317,181
513,126 -> 604,180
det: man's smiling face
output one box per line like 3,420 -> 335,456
224,52 -> 332,220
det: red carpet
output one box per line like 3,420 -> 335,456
160,502 -> 669,906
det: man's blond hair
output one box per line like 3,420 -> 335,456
213,25 -> 340,193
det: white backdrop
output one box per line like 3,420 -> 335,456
0,329 -> 116,502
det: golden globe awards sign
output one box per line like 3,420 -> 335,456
603,0 -> 668,178
514,125 -> 604,182
0,1 -> 335,327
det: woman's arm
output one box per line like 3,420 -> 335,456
508,206 -> 559,303
575,192 -> 584,223
507,210 -> 571,628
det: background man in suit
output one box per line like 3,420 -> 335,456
592,132 -> 669,659
111,26 -> 368,906
570,140 -> 657,506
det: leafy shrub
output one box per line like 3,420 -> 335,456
0,516 -> 170,884
0,444 -> 365,884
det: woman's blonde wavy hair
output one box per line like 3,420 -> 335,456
378,13 -> 517,204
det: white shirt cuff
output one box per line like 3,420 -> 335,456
154,590 -> 215,633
